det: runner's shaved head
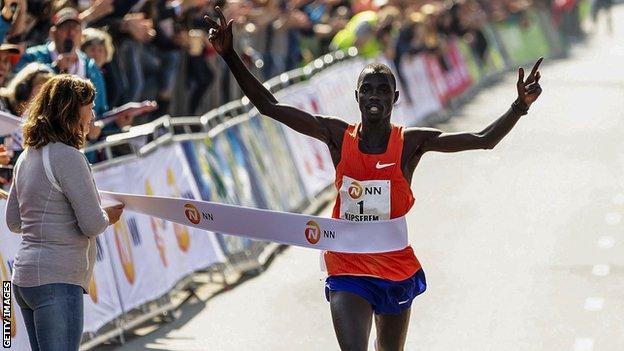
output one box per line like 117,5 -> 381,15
357,63 -> 396,91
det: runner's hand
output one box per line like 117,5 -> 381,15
204,6 -> 234,56
516,57 -> 543,109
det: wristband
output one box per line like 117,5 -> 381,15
512,100 -> 529,116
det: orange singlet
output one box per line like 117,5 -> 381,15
324,123 -> 422,282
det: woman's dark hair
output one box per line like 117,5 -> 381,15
23,74 -> 95,149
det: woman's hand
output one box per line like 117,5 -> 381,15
104,203 -> 124,225
205,6 -> 234,56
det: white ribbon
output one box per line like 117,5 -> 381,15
100,191 -> 408,253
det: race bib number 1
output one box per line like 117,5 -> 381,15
339,175 -> 390,221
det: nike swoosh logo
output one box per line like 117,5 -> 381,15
398,300 -> 410,305
375,161 -> 395,169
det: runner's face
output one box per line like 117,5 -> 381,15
356,73 -> 397,123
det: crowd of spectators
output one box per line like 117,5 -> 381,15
0,0 -> 582,178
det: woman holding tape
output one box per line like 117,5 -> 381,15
206,7 -> 542,351
5,74 -> 124,351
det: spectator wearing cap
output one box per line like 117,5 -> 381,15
0,43 -> 19,91
14,7 -> 109,117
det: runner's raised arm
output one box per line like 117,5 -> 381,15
410,58 -> 543,154
204,7 -> 347,146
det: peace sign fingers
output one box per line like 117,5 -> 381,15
203,6 -> 234,56
204,14 -> 220,30
516,57 -> 544,110
217,6 -> 228,28
516,66 -> 527,97
525,57 -> 543,85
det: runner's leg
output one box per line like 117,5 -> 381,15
329,291 -> 374,351
374,308 -> 411,351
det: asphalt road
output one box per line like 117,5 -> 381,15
101,7 -> 624,351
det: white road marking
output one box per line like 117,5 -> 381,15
597,236 -> 615,249
573,337 -> 594,351
605,212 -> 621,225
584,297 -> 604,312
591,264 -> 610,277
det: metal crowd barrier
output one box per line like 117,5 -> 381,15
83,47 -> 358,172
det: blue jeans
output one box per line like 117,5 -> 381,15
12,283 -> 84,351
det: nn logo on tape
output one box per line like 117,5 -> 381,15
184,203 -> 213,225
304,220 -> 335,245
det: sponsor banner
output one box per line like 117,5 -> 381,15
255,117 -> 308,209
445,39 -> 473,97
424,40 -> 472,105
309,59 -> 363,120
100,191 -> 409,254
0,210 -> 30,351
96,153 -> 175,310
224,126 -> 270,209
83,235 -> 123,333
423,53 -> 450,105
399,54 -> 443,123
494,10 -> 550,66
184,138 -> 239,205
275,85 -> 336,198
456,39 -> 483,83
237,119 -> 284,210
479,24 -> 507,75
95,144 -> 225,311
221,128 -> 262,209
184,133 -> 258,255
207,130 -> 258,254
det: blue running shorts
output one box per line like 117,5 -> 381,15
325,269 -> 427,315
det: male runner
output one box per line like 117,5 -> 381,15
205,7 -> 542,351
